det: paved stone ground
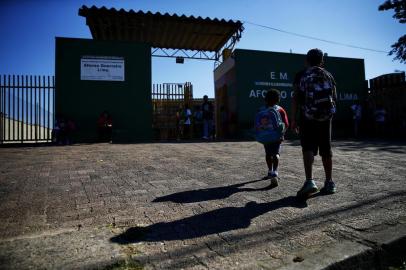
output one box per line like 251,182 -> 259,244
0,140 -> 405,269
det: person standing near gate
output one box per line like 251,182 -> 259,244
183,104 -> 193,139
291,48 -> 337,198
374,104 -> 386,138
193,105 -> 203,138
351,100 -> 362,138
176,105 -> 184,141
201,95 -> 214,140
97,110 -> 113,142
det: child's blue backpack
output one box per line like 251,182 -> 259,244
255,105 -> 285,144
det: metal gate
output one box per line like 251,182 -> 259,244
152,82 -> 193,140
0,75 -> 55,143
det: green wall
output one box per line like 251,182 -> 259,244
214,58 -> 238,137
55,37 -> 152,142
214,49 -> 365,137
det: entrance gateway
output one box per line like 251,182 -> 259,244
55,5 -> 243,143
1,5 -> 365,144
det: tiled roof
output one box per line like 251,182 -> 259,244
79,5 -> 243,52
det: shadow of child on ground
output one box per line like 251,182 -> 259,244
152,178 -> 276,204
110,196 -> 307,244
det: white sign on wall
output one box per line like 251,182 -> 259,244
80,56 -> 125,81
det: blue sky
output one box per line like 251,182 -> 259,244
0,0 -> 404,98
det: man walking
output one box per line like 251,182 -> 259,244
351,100 -> 362,138
201,95 -> 214,140
291,48 -> 337,198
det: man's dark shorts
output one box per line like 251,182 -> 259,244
300,119 -> 332,157
264,142 -> 281,157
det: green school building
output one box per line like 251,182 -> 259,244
215,49 -> 366,138
54,6 -> 366,143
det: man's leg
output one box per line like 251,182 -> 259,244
107,127 -> 112,142
203,120 -> 208,138
300,119 -> 315,180
320,119 -> 333,182
320,119 -> 336,194
297,150 -> 318,197
209,119 -> 214,139
320,154 -> 335,194
321,155 -> 332,181
297,119 -> 318,197
303,150 -> 314,181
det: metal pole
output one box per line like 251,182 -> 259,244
47,76 -> 50,141
7,75 -> 11,141
12,75 -> 15,141
52,76 -> 55,140
34,76 -> 37,142
42,76 -> 45,141
30,75 -> 33,141
0,78 -> 3,143
26,75 -> 29,141
38,76 -> 42,140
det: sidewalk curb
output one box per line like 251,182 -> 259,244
279,223 -> 406,270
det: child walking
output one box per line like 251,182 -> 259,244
255,89 -> 289,187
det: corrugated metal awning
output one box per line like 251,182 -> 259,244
78,5 -> 243,53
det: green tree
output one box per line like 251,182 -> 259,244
379,0 -> 406,63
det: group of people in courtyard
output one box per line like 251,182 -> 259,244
350,98 -> 390,139
176,95 -> 215,140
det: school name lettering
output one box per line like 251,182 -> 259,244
84,63 -> 123,68
251,71 -> 358,101
255,81 -> 293,87
338,93 -> 358,101
249,89 -> 294,99
270,72 -> 288,80
80,57 -> 125,81
249,89 -> 359,101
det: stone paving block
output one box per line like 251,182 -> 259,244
0,141 -> 405,269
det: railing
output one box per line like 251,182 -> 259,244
0,75 -> 55,143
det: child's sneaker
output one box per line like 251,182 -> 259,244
270,177 -> 279,188
320,180 -> 336,194
296,179 -> 318,198
262,171 -> 276,180
269,171 -> 279,187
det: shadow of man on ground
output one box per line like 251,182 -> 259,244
111,196 -> 307,244
152,179 -> 276,204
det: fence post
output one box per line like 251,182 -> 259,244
0,82 -> 3,144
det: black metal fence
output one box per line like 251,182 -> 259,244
152,82 -> 193,140
0,75 -> 55,143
